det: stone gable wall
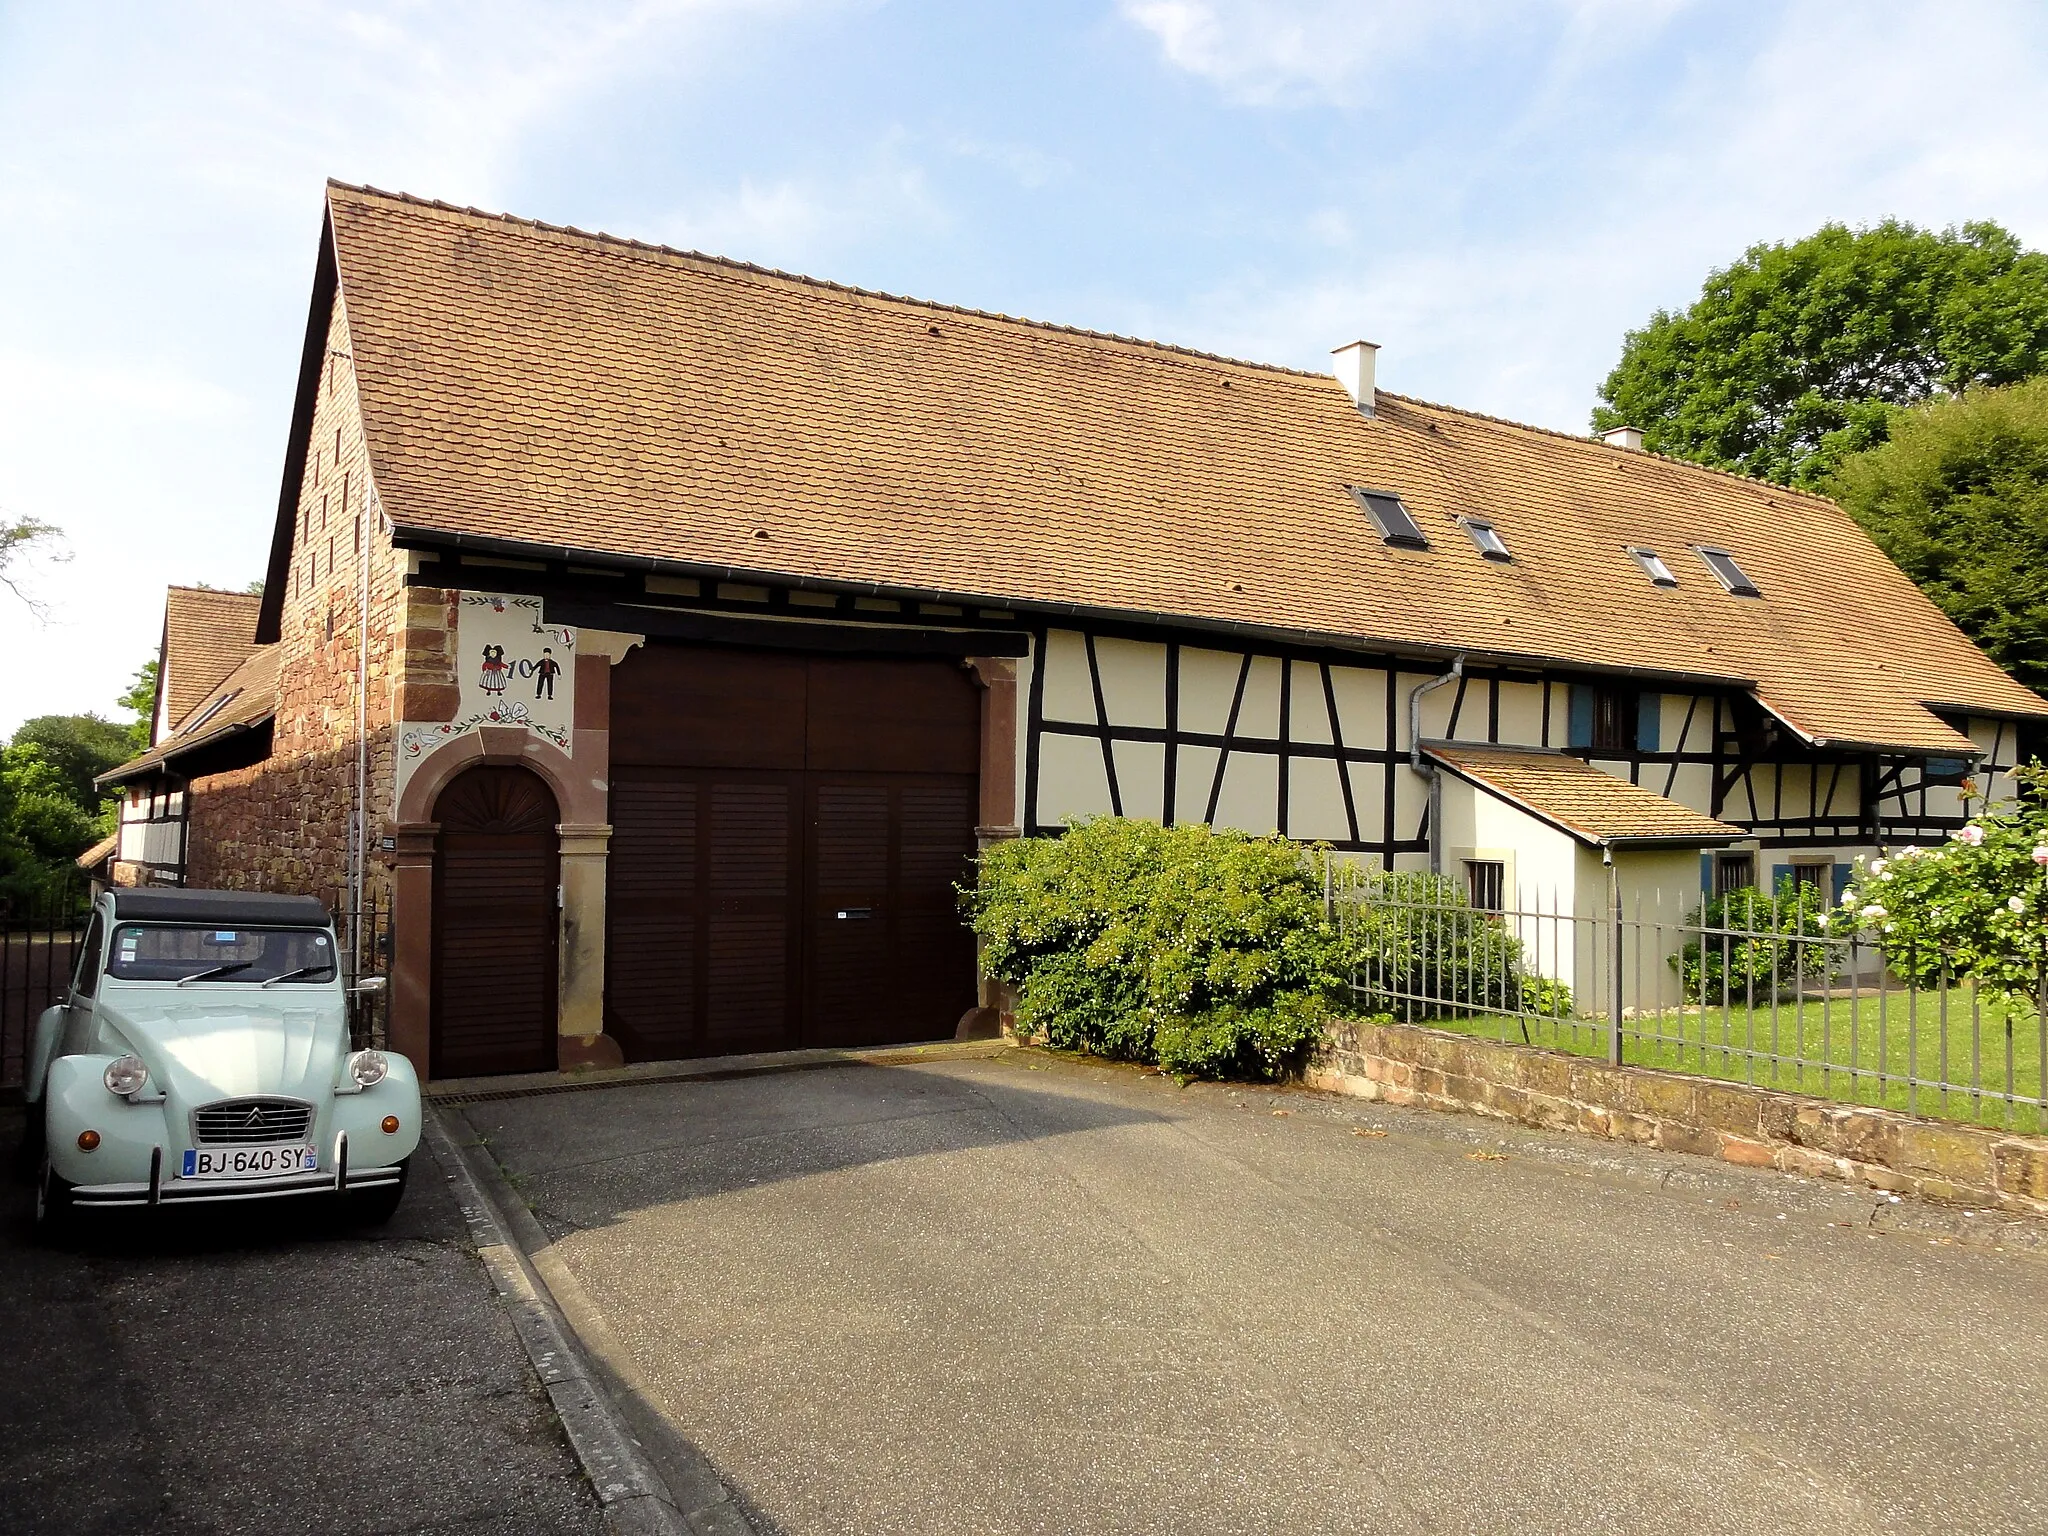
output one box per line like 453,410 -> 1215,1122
184,296 -> 408,900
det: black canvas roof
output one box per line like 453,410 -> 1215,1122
108,889 -> 332,927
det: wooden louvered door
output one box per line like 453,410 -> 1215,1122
607,644 -> 979,1060
806,775 -> 979,1048
431,765 -> 559,1077
606,769 -> 803,1060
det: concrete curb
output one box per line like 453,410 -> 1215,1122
422,1106 -> 754,1536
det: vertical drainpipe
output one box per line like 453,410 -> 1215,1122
1407,654 -> 1465,876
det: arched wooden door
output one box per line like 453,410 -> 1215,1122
432,764 -> 560,1077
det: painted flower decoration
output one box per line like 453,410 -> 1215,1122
1954,824 -> 1986,846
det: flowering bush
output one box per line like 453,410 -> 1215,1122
1836,763 -> 2048,998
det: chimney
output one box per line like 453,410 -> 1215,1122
1331,340 -> 1380,417
1601,424 -> 1645,452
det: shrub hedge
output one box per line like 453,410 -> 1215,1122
962,819 -> 1538,1079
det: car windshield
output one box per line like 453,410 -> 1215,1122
104,924 -> 338,984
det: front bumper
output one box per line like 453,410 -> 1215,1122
71,1160 -> 405,1209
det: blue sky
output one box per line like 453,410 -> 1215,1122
3,0 -> 2047,735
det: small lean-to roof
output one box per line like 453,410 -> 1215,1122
100,646 -> 279,787
161,587 -> 262,731
303,183 -> 2048,755
1425,742 -> 1747,847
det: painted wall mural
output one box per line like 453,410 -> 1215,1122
396,593 -> 577,800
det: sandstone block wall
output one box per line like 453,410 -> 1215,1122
1309,1017 -> 2048,1217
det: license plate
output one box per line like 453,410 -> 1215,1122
181,1145 -> 318,1179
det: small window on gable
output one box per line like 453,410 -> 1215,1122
1459,518 -> 1511,562
1348,488 -> 1429,549
1626,546 -> 1678,587
1695,545 -> 1760,597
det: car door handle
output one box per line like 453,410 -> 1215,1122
833,908 -> 872,920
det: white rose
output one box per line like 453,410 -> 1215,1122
1860,904 -> 1887,921
2009,896 -> 2028,914
1869,858 -> 1888,876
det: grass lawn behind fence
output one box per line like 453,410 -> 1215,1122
1409,992 -> 2048,1136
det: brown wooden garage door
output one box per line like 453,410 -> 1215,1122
606,644 -> 980,1060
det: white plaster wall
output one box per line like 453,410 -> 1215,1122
1286,756 -> 1352,842
1326,664 -> 1388,750
1036,732 -> 1114,823
1288,660 -> 1334,745
1495,681 -> 1545,746
1176,647 -> 1242,735
1039,629 -> 1095,724
1093,636 -> 1167,729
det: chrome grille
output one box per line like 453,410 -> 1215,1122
191,1097 -> 314,1146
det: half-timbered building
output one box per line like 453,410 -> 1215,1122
101,182 -> 2048,1079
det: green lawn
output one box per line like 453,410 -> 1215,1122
1411,991 -> 2048,1135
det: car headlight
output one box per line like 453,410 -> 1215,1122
103,1054 -> 149,1097
348,1049 -> 389,1089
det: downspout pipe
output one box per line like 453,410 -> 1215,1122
1407,654 -> 1465,876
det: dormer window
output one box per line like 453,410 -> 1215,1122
1348,488 -> 1429,550
1695,545 -> 1760,597
1626,546 -> 1677,587
1459,518 -> 1511,562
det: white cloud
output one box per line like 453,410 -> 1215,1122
1119,0 -> 2048,432
1120,0 -> 1687,107
653,144 -> 947,271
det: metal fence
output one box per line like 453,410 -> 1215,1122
1,881 -> 91,1092
0,881 -> 394,1092
1327,868 -> 2048,1135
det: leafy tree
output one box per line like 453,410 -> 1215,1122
0,515 -> 66,616
119,657 -> 159,749
11,715 -> 136,817
0,743 -> 97,906
1825,378 -> 2048,690
1595,220 -> 2048,486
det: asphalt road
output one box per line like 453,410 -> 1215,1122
0,1104 -> 606,1536
461,1049 -> 2048,1536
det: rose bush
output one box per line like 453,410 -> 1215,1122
1836,763 -> 2048,998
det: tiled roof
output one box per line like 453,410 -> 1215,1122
1425,742 -> 1746,846
101,645 -> 279,786
322,183 -> 2048,755
162,587 -> 262,732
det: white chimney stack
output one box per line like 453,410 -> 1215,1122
1601,424 -> 1645,452
1331,340 -> 1380,417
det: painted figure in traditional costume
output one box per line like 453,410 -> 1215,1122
480,644 -> 508,696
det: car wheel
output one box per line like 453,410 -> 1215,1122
342,1158 -> 409,1225
34,1152 -> 75,1244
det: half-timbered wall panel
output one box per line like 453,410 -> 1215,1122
1022,626 -> 2027,861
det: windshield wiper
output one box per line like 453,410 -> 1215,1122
259,966 -> 325,988
174,962 -> 253,986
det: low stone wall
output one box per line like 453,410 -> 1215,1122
1308,1018 -> 2048,1217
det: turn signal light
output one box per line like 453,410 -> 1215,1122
77,1130 -> 101,1151
380,1115 -> 400,1134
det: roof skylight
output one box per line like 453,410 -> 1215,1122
1459,518 -> 1511,562
1695,546 -> 1761,597
1626,546 -> 1678,587
1349,488 -> 1429,549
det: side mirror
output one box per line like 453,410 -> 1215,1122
351,975 -> 388,996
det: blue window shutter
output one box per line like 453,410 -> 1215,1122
1700,853 -> 1713,893
1568,686 -> 1594,748
1770,863 -> 1793,894
1833,863 -> 1852,901
1636,693 -> 1661,752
